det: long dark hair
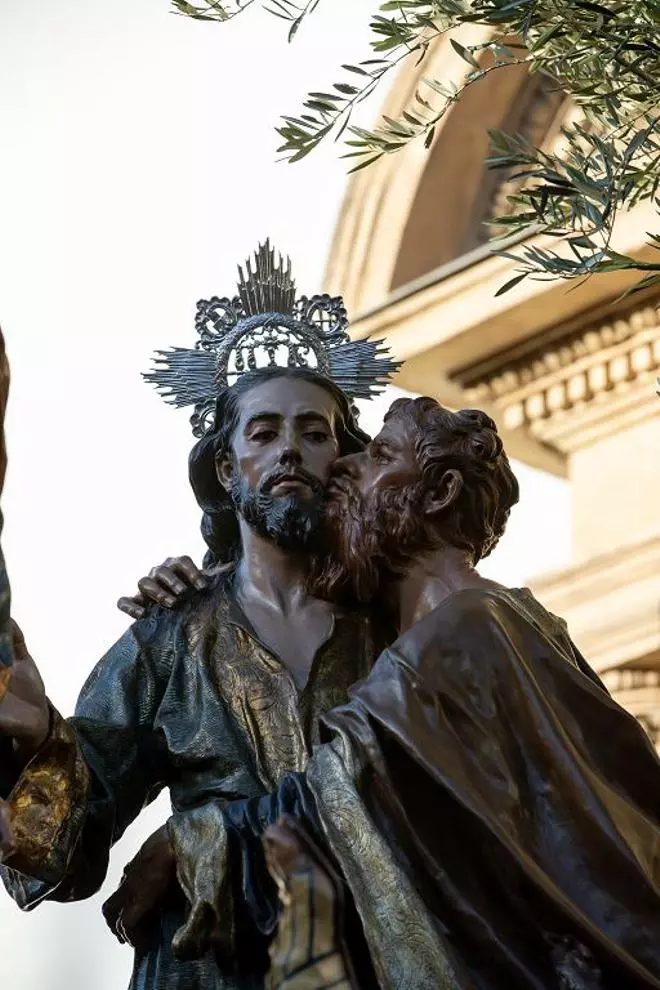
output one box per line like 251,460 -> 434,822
188,367 -> 369,566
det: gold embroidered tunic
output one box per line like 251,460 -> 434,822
0,579 -> 381,990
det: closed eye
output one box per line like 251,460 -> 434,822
370,444 -> 393,464
304,431 -> 330,444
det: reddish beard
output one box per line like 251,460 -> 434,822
309,480 -> 433,604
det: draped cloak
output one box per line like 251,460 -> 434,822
299,587 -> 660,990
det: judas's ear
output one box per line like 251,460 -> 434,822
424,469 -> 463,516
216,454 -> 234,492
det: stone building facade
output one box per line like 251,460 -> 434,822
324,28 -> 660,745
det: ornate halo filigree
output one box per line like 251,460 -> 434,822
144,240 -> 400,436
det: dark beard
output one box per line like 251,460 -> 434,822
310,481 -> 433,604
231,473 -> 325,553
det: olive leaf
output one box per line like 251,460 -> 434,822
171,0 -> 660,293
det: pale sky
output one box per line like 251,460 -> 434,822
0,3 -> 570,988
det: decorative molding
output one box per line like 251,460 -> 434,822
459,298 -> 660,452
601,668 -> 660,692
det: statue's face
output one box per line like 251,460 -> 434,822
319,408 -> 429,601
217,377 -> 342,550
320,402 -> 461,602
219,377 -> 341,496
327,410 -> 420,504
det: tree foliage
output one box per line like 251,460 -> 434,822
172,1 -> 660,294
171,0 -> 253,21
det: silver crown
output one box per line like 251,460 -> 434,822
144,240 -> 400,436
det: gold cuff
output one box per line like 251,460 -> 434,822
2,707 -> 89,885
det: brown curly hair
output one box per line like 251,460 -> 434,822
385,397 -> 519,562
311,396 -> 520,603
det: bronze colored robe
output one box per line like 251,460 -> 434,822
303,587 -> 660,989
0,580 -> 381,989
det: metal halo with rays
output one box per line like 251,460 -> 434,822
144,240 -> 400,436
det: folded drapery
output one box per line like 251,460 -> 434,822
216,588 -> 660,989
309,588 -> 660,989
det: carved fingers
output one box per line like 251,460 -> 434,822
117,555 -> 208,619
102,824 -> 176,954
